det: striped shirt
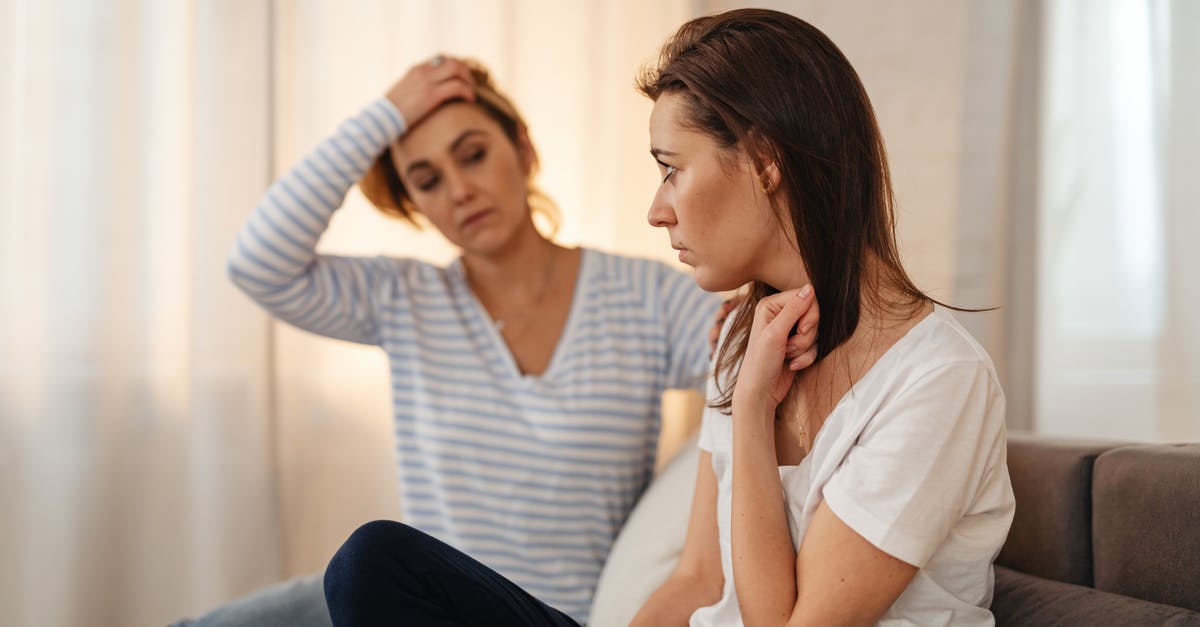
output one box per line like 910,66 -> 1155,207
226,98 -> 721,622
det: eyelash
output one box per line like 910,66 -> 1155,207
414,148 -> 487,191
661,164 -> 677,183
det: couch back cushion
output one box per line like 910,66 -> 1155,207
1092,444 -> 1200,612
992,565 -> 1200,626
997,432 -> 1122,585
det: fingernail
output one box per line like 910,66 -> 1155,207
790,357 -> 805,370
799,284 -> 812,298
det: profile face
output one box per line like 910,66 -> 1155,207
390,101 -> 534,255
646,92 -> 783,292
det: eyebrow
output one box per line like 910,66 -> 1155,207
649,147 -> 679,159
404,129 -> 488,177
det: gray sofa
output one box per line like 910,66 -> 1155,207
590,432 -> 1200,626
993,432 -> 1200,625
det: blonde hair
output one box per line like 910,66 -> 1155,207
359,59 -> 559,235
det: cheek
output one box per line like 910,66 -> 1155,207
408,192 -> 457,232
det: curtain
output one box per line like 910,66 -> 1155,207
0,1 -> 279,625
1033,0 -> 1199,440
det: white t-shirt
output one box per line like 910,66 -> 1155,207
693,305 -> 1015,627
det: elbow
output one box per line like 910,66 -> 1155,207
225,243 -> 261,296
225,247 -> 247,289
676,564 -> 725,608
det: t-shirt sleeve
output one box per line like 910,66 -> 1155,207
656,263 -> 722,390
821,360 -> 1007,568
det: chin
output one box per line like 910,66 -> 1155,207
461,222 -> 521,257
692,267 -> 744,293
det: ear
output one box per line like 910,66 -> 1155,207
759,161 -> 781,194
516,127 -> 536,176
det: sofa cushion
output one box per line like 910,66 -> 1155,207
997,431 -> 1122,586
1092,443 -> 1200,612
992,565 -> 1200,626
590,438 -> 698,627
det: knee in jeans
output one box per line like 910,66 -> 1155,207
326,521 -> 408,596
329,520 -> 411,572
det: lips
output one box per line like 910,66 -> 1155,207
459,208 -> 493,230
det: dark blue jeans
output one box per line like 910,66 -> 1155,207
324,520 -> 582,627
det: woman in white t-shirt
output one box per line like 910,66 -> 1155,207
632,8 -> 1016,626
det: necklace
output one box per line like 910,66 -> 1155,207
776,388 -> 811,457
792,394 -> 810,455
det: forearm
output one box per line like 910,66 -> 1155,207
227,98 -> 403,289
226,99 -> 404,343
631,571 -> 722,627
731,402 -> 797,626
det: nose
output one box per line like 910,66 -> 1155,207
647,187 -> 676,228
442,166 -> 475,205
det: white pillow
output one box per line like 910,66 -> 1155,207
590,437 -> 700,626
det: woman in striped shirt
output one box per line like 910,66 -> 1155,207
212,55 -> 753,626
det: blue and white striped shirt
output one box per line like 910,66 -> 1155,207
227,98 -> 721,622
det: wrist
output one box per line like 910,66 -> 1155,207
732,393 -> 776,427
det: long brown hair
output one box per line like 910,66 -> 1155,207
638,9 -> 940,411
360,59 -> 559,233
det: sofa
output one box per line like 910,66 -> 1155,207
590,432 -> 1200,626
992,432 -> 1200,625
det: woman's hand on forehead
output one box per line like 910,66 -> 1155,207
386,55 -> 477,131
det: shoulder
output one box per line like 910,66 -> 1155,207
581,247 -> 699,283
890,306 -> 1001,390
841,306 -> 1007,446
578,248 -> 701,301
368,255 -> 463,294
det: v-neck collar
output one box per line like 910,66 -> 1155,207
451,248 -> 592,383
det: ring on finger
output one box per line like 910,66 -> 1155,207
429,54 -> 445,67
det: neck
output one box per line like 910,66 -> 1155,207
757,234 -> 808,292
802,264 -> 931,386
461,220 -> 561,303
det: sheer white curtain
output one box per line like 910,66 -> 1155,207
1034,0 -> 1199,440
0,1 -> 279,625
1,1 -> 693,625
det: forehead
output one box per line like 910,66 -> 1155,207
649,92 -> 686,139
649,91 -> 713,152
391,101 -> 503,164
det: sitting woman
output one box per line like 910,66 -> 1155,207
631,8 -> 1015,626
323,8 -> 1014,627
